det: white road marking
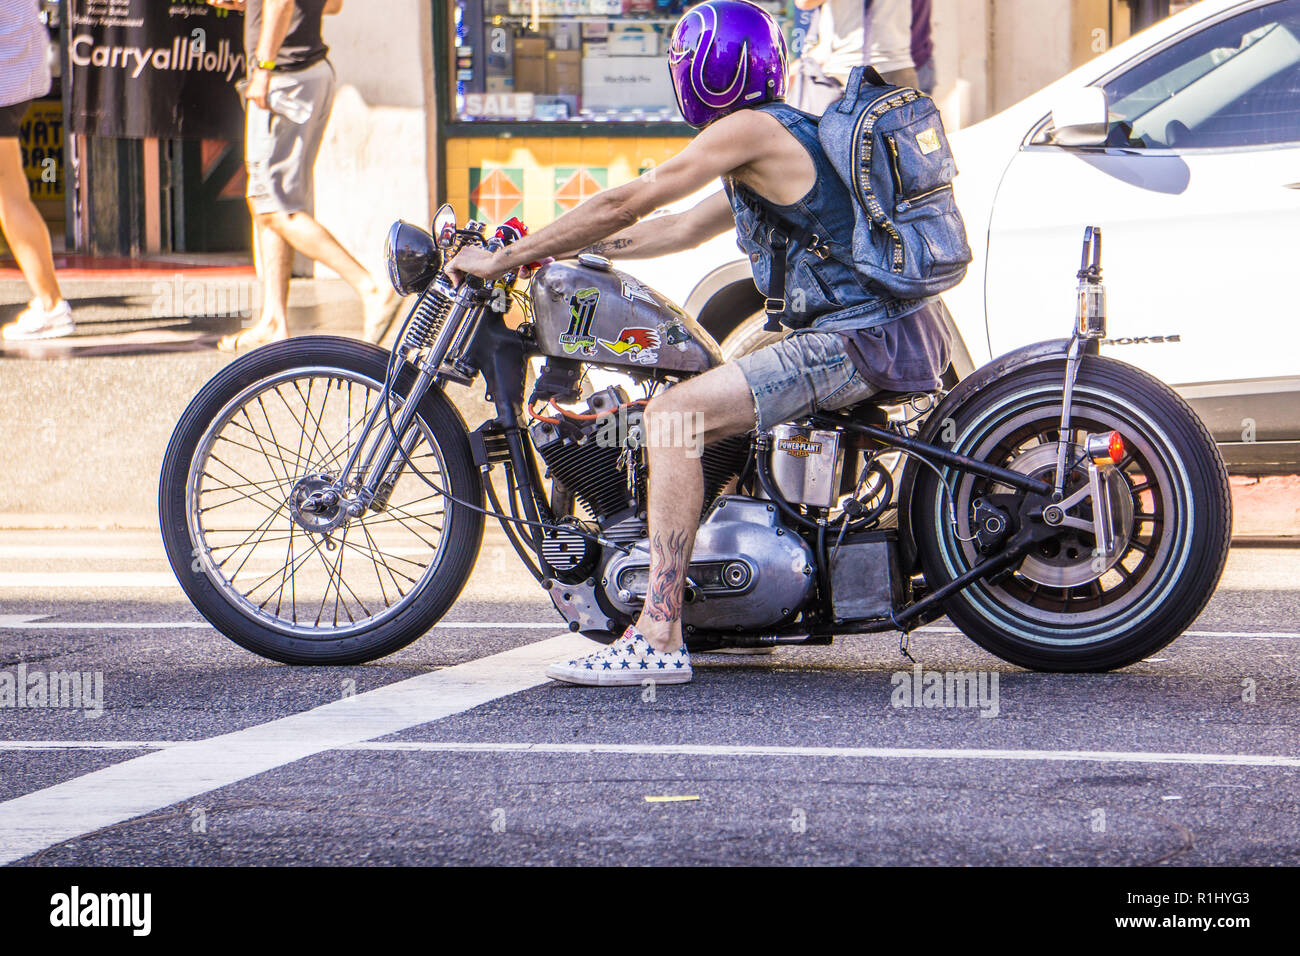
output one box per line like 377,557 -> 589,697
0,572 -> 178,589
339,741 -> 1300,768
2,615 -> 1295,639
0,614 -> 562,630
914,625 -> 1300,639
3,739 -> 1297,769
0,632 -> 589,866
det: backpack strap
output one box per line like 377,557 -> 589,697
764,229 -> 789,333
749,203 -> 833,333
831,65 -> 893,115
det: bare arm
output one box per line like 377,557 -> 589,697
793,0 -> 826,10
447,111 -> 762,285
255,0 -> 296,65
574,191 -> 734,260
324,0 -> 343,14
206,1 -> 247,11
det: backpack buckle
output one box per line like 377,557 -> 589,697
809,235 -> 831,260
764,296 -> 786,314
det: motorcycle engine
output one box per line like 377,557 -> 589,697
602,496 -> 815,631
528,379 -> 750,585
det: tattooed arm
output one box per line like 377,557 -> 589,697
572,191 -> 735,261
644,529 -> 692,623
446,107 -> 769,285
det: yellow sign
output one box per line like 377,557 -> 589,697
20,101 -> 65,203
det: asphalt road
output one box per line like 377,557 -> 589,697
0,529 -> 1296,866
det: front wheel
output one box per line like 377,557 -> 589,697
159,336 -> 484,665
911,355 -> 1230,671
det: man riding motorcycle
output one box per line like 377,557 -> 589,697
445,0 -> 952,686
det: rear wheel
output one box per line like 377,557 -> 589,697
911,356 -> 1230,671
718,310 -> 781,362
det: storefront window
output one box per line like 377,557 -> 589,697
451,0 -> 791,124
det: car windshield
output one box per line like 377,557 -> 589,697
1103,1 -> 1300,148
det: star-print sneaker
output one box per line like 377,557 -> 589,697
545,627 -> 692,686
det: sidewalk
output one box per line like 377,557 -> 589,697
1,271 -> 1297,538
0,271 -> 492,529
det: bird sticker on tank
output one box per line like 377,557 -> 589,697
599,326 -> 661,365
560,288 -> 600,355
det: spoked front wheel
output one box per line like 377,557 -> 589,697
911,355 -> 1230,671
159,337 -> 483,664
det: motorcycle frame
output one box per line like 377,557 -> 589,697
346,301 -> 1056,644
345,225 -> 1111,644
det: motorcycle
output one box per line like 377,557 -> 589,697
159,209 -> 1230,671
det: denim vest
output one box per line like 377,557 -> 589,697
724,103 -> 925,333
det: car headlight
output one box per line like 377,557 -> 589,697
384,220 -> 441,297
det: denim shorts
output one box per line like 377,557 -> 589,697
734,331 -> 877,432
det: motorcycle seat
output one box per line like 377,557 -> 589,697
806,390 -> 941,431
869,388 -> 939,406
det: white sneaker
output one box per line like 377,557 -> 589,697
2,300 -> 75,341
546,627 -> 692,686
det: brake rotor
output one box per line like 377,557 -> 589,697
990,443 -> 1133,588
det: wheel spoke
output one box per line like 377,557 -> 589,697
190,371 -> 447,638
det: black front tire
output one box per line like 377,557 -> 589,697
158,336 -> 484,665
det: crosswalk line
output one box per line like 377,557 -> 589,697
0,632 -> 588,866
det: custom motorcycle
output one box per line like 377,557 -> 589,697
159,208 -> 1230,671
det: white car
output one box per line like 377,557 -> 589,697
622,0 -> 1300,473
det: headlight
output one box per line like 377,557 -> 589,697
385,220 -> 441,297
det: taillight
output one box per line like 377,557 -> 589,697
1086,430 -> 1125,466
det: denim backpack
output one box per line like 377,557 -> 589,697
816,66 -> 972,300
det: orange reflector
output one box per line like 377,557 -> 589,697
1087,430 -> 1125,465
1108,431 -> 1125,464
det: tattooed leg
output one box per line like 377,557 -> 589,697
633,362 -> 757,652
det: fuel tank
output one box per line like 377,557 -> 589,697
529,256 -> 722,375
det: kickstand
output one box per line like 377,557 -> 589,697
892,611 -> 917,664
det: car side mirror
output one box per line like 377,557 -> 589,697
1049,87 -> 1109,147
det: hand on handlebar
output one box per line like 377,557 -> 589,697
445,245 -> 508,289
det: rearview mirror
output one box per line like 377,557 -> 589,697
1049,87 -> 1109,147
433,203 -> 457,248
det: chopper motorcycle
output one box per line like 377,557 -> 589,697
159,209 -> 1230,671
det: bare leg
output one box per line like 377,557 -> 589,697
220,213 -> 293,350
0,138 -> 62,311
257,209 -> 400,342
255,221 -> 292,335
260,210 -> 373,294
634,362 -> 758,652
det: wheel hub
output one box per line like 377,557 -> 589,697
998,444 -> 1133,588
289,473 -> 350,534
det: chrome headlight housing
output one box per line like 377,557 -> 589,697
385,220 -> 442,297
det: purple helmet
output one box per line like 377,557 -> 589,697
668,0 -> 788,129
